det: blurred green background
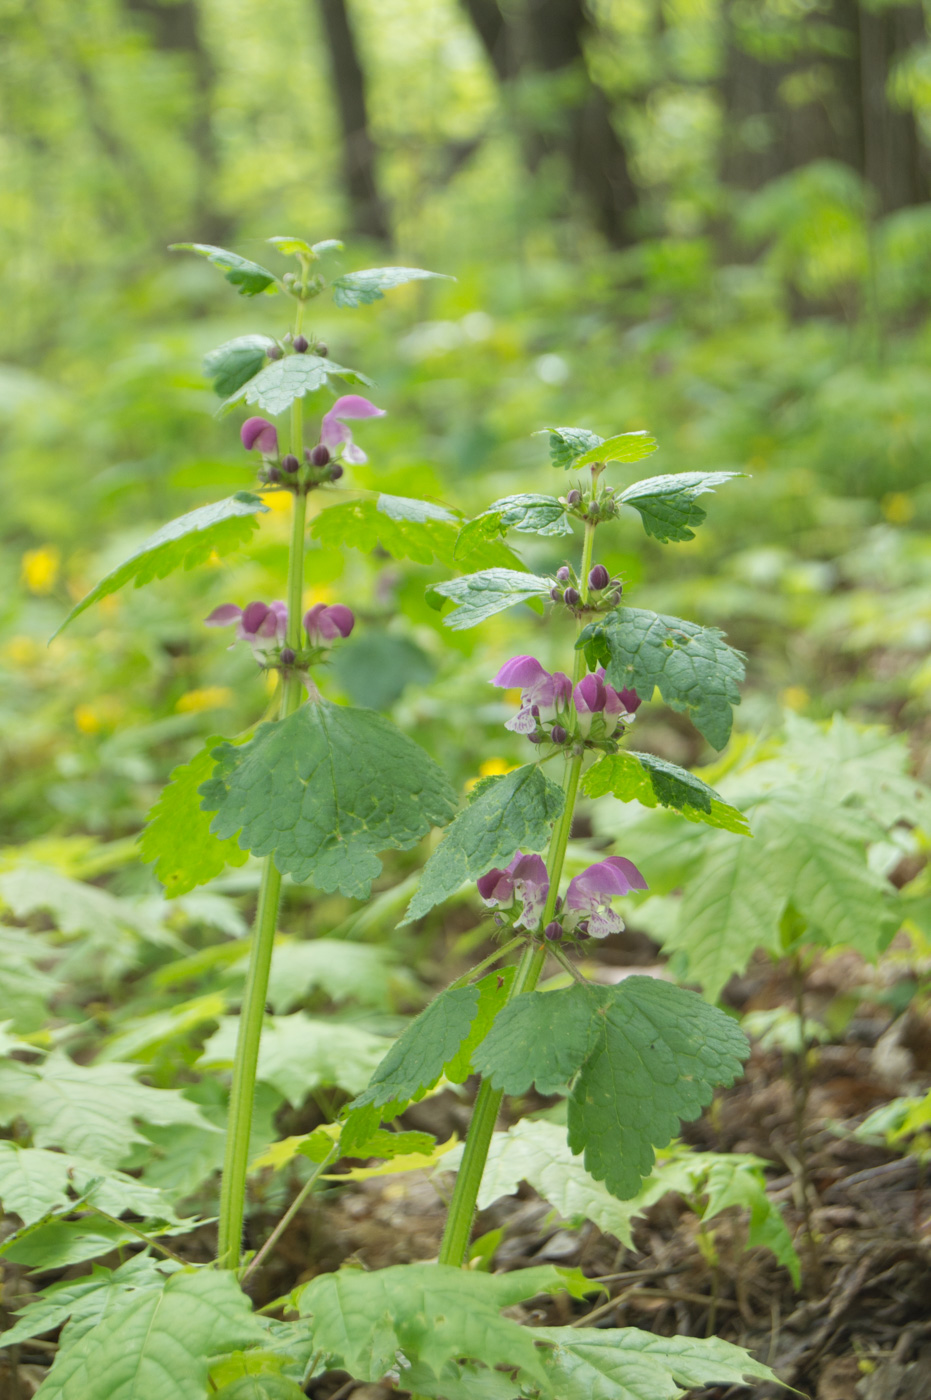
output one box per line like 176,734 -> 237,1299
3,0 -> 931,854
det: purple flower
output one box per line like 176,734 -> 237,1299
573,669 -> 641,737
477,851 -> 550,930
205,600 -> 288,660
319,395 -> 386,465
491,655 -> 572,735
303,603 -> 355,644
241,417 -> 279,455
564,857 -> 648,938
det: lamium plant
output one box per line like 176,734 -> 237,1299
4,236 -> 783,1400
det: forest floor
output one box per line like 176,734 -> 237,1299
5,933 -> 931,1400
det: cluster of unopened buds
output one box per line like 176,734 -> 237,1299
550,563 -> 623,615
205,599 -> 354,674
561,485 -> 619,526
491,655 -> 640,752
477,851 -> 647,942
241,394 -> 385,494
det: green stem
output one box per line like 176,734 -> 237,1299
216,356 -> 308,1270
435,518 -> 599,1269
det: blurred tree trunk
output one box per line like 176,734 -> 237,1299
124,0 -> 228,241
460,0 -> 640,246
721,0 -> 928,213
316,0 -> 391,242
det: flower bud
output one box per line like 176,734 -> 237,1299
556,566 -> 571,583
309,444 -> 330,466
267,344 -> 282,361
544,920 -> 563,941
293,334 -> 309,354
279,647 -> 296,665
550,724 -> 568,745
564,587 -> 580,607
281,453 -> 300,473
528,732 -> 544,744
588,564 -> 610,591
567,490 -> 581,506
550,587 -> 562,603
587,501 -> 599,519
329,462 -> 344,481
266,465 -> 281,483
316,342 -> 329,357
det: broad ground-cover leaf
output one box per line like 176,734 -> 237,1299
52,494 -> 268,638
222,354 -> 371,415
200,700 -> 457,898
0,1052 -> 215,1167
542,427 -> 658,471
533,1327 -> 777,1399
294,1262 -> 590,1389
403,764 -> 565,922
578,607 -> 745,750
0,1143 -> 174,1227
0,928 -> 58,1030
139,738 -> 249,897
171,242 -> 278,295
0,866 -> 175,947
0,1216 -> 174,1272
0,1255 -> 175,1350
34,1268 -> 263,1400
229,937 -> 401,1014
444,1119 -> 645,1248
618,472 -> 743,543
583,750 -> 750,835
330,266 -> 451,307
476,979 -> 747,1199
667,791 -> 898,1000
431,568 -> 554,629
204,335 -> 277,398
350,986 -> 480,1109
199,1014 -> 389,1104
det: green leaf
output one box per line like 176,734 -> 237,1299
52,493 -> 268,638
533,1327 -> 777,1398
456,495 -> 573,559
0,1216 -> 165,1272
476,979 -> 747,1198
230,937 -> 400,1014
443,967 -> 516,1084
474,983 -> 596,1097
0,866 -> 174,947
0,1052 -> 216,1167
294,1262 -> 588,1387
214,1375 -> 305,1400
204,336 -> 276,398
330,266 -> 451,308
139,738 -> 249,898
171,243 -> 278,295
199,1014 -> 389,1104
266,234 -> 316,257
582,750 -> 751,836
0,1142 -> 71,1226
221,354 -> 372,416
618,471 -> 744,543
445,1119 -> 645,1248
432,568 -> 554,630
34,1268 -> 264,1400
577,607 -> 745,750
573,430 -> 659,469
310,495 -> 521,573
349,986 -> 480,1109
566,978 -> 749,1198
541,426 -> 604,470
403,764 -> 566,923
0,1256 -> 173,1351
199,700 -> 457,898
540,426 -> 658,471
667,791 -> 898,1000
698,1154 -> 800,1287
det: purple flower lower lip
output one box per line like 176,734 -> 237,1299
564,856 -> 648,939
491,655 -> 572,737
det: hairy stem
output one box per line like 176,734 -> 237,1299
437,519 -> 598,1267
216,372 -> 307,1269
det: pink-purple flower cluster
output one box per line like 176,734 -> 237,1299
239,396 -> 385,477
477,852 -> 647,938
491,655 -> 640,746
205,599 -> 354,664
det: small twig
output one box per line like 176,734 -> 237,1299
549,944 -> 588,986
82,1203 -> 188,1264
241,1151 -> 337,1283
448,935 -> 526,990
